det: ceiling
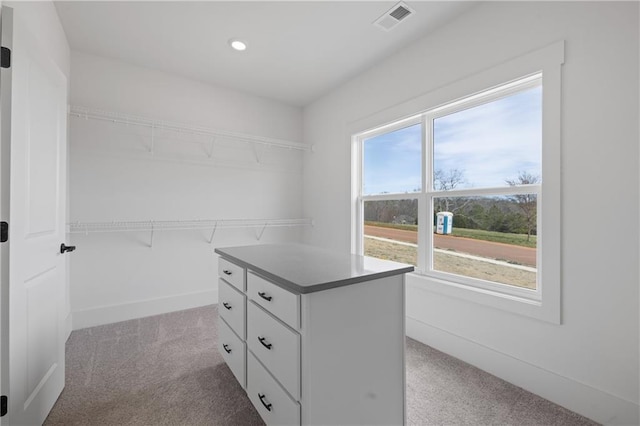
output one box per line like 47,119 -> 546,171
55,1 -> 476,107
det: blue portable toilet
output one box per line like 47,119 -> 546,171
436,212 -> 453,234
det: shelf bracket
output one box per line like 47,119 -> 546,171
256,222 -> 268,241
207,138 -> 216,159
208,222 -> 218,244
149,126 -> 155,155
251,143 -> 261,164
149,221 -> 155,248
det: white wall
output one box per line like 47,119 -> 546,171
69,51 -> 304,329
303,2 -> 638,424
7,1 -> 70,77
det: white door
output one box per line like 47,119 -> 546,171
7,5 -> 68,425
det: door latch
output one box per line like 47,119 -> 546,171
60,243 -> 76,254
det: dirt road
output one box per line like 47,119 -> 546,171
364,225 -> 536,267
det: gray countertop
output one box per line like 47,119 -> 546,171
215,243 -> 414,294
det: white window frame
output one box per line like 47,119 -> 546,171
353,115 -> 422,260
425,75 -> 542,300
350,41 -> 564,323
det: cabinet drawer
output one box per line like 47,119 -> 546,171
218,318 -> 246,389
248,272 -> 299,329
247,302 -> 300,400
218,279 -> 246,339
218,257 -> 245,291
247,351 -> 300,426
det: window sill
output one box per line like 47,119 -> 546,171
406,271 -> 560,324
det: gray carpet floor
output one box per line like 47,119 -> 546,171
44,305 -> 597,426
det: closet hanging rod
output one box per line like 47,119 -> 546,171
68,105 -> 312,152
67,218 -> 314,234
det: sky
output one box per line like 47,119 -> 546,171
363,86 -> 542,195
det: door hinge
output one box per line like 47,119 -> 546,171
1,395 -> 7,417
1,47 -> 10,68
0,222 -> 7,243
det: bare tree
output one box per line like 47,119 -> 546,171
434,168 -> 465,191
506,171 -> 539,241
433,169 -> 471,213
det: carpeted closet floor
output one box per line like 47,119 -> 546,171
44,305 -> 597,426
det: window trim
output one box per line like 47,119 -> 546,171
349,41 -> 564,323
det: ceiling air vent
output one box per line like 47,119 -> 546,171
374,2 -> 415,32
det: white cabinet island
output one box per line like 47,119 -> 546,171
215,243 -> 414,426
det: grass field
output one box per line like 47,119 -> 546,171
365,221 -> 536,248
364,238 -> 536,290
365,221 -> 418,232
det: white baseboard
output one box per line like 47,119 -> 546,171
72,289 -> 218,330
406,316 -> 639,426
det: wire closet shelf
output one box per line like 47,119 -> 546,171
68,218 -> 314,246
68,105 -> 312,152
68,218 -> 313,233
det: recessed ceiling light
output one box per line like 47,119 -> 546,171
229,39 -> 247,51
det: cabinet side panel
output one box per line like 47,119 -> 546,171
301,275 -> 405,425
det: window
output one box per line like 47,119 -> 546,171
352,42 -> 563,322
356,75 -> 550,302
428,77 -> 542,295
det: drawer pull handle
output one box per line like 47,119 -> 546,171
258,393 -> 272,412
258,336 -> 273,350
223,270 -> 233,276
222,302 -> 232,310
258,292 -> 272,302
223,344 -> 232,354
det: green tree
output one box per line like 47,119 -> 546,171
485,205 -> 508,232
506,171 -> 539,241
